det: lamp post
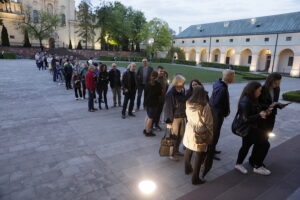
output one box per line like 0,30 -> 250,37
148,38 -> 154,62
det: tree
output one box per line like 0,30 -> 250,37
77,40 -> 83,49
141,18 -> 173,58
16,9 -> 60,50
1,25 -> 10,46
23,29 -> 31,47
128,10 -> 146,52
76,0 -> 96,49
167,47 -> 185,60
68,40 -> 73,49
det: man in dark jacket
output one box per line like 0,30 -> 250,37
122,63 -> 137,119
63,60 -> 73,90
109,63 -> 122,107
51,55 -> 58,82
164,74 -> 186,160
135,59 -> 153,111
209,69 -> 235,160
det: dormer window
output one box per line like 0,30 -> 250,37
224,22 -> 229,27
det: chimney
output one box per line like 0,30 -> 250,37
179,26 -> 182,34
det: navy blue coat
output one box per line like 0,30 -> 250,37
209,79 -> 230,117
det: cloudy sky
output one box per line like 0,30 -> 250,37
75,0 -> 300,34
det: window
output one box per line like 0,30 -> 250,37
248,56 -> 252,64
192,40 -> 195,43
264,37 -> 269,42
61,14 -> 66,26
216,39 -> 219,43
47,3 -> 53,14
33,10 -> 39,23
203,40 -> 206,43
214,55 -> 218,62
10,35 -> 15,39
286,37 -> 292,41
182,41 -> 184,44
229,39 -> 233,42
288,57 -> 294,66
246,38 -> 250,42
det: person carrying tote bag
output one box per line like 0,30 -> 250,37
234,81 -> 272,176
183,85 -> 214,185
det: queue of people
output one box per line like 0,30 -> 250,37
35,52 -> 285,185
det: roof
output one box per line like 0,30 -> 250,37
175,11 -> 300,39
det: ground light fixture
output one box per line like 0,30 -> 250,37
138,180 -> 157,195
268,132 -> 276,138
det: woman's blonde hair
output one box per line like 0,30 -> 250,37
172,74 -> 186,87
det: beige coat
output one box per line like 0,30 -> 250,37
183,102 -> 214,152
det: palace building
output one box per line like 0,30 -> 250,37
0,0 -> 100,49
174,11 -> 300,77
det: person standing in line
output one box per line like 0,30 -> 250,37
51,55 -> 58,82
86,66 -> 97,112
164,75 -> 187,161
108,63 -> 122,107
73,60 -> 83,74
209,69 -> 235,160
47,54 -> 53,74
93,63 -> 99,103
80,63 -> 89,99
186,79 -> 209,100
63,59 -> 73,90
97,64 -> 109,110
122,63 -> 137,119
135,59 -> 153,111
235,81 -> 272,175
144,71 -> 162,137
183,85 -> 214,185
35,52 -> 40,69
72,71 -> 83,100
153,66 -> 169,131
43,54 -> 48,70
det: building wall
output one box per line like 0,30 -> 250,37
0,0 -> 101,49
174,32 -> 300,77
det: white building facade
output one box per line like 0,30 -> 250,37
174,12 -> 300,77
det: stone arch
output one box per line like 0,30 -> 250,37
225,48 -> 235,65
277,48 -> 294,74
240,48 -> 252,66
212,48 -> 221,63
257,49 -> 272,71
49,38 -> 55,48
189,48 -> 196,61
200,49 -> 208,62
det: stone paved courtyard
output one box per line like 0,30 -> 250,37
0,59 -> 300,200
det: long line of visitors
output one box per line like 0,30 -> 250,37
35,52 -> 286,185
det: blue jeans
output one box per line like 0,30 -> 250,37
88,89 -> 95,110
136,84 -> 145,109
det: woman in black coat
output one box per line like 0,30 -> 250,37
97,64 -> 109,109
235,81 -> 272,176
143,71 -> 162,137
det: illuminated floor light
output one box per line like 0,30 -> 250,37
269,132 -> 276,138
138,180 -> 157,195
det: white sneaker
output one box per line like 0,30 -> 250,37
261,166 -> 271,175
253,167 -> 271,175
75,98 -> 79,100
169,156 -> 179,161
235,164 -> 248,174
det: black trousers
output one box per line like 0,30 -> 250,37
74,87 -> 82,98
122,92 -> 136,115
136,84 -> 145,109
98,86 -> 108,106
184,148 -> 206,180
154,101 -> 164,126
65,75 -> 72,89
81,80 -> 86,98
236,130 -> 270,167
212,114 -> 224,151
88,89 -> 95,110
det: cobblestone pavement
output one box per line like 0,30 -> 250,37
0,59 -> 299,200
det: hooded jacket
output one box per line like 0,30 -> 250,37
209,79 -> 230,117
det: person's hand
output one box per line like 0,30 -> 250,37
260,111 -> 267,119
167,124 -> 172,129
266,108 -> 273,115
270,102 -> 280,108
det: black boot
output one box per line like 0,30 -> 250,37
99,103 -> 102,110
105,104 -> 109,110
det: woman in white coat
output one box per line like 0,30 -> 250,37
183,85 -> 214,185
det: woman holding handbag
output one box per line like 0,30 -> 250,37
235,81 -> 272,175
183,85 -> 214,185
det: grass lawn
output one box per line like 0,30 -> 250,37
101,61 -> 267,83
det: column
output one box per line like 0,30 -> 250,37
250,54 -> 258,72
234,54 -> 240,66
290,55 -> 300,77
220,54 -> 226,64
185,53 -> 189,61
269,55 -> 279,73
195,52 -> 200,64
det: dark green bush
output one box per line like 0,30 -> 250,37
3,52 -> 16,59
175,60 -> 196,66
282,90 -> 300,103
201,62 -> 249,72
152,58 -> 172,63
235,71 -> 267,80
99,56 -> 114,61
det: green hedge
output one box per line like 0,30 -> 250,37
151,58 -> 172,63
201,62 -> 249,72
235,71 -> 267,80
2,52 -> 16,59
282,90 -> 300,103
175,60 -> 196,66
99,56 -> 144,62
